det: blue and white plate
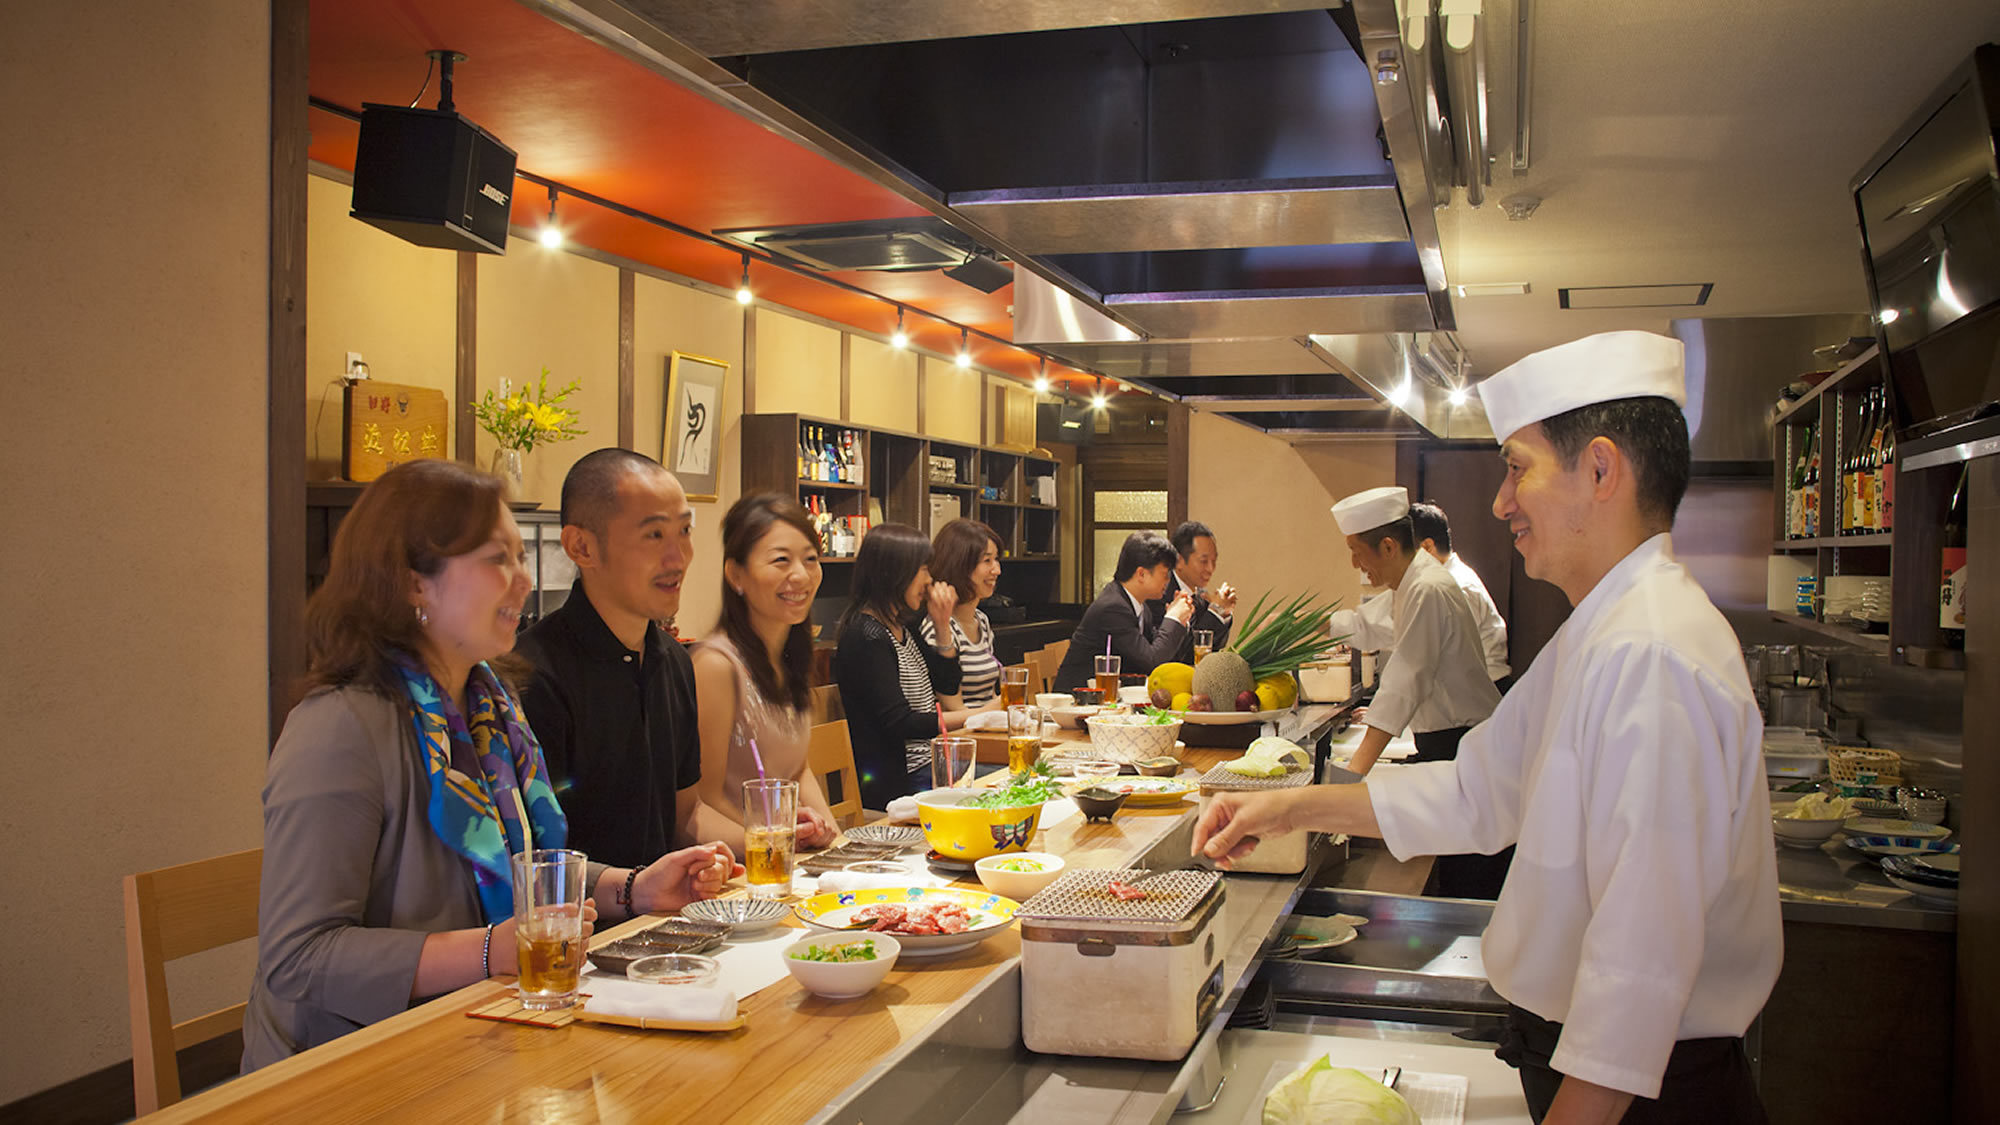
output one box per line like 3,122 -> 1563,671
1843,835 -> 1960,861
1842,817 -> 1950,840
1912,852 -> 1960,876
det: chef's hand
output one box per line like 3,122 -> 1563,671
926,581 -> 959,630
1166,590 -> 1195,626
1192,790 -> 1302,868
1212,582 -> 1238,614
633,843 -> 742,913
796,806 -> 836,849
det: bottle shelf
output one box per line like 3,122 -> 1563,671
1768,611 -> 1891,654
797,478 -> 866,491
1773,534 -> 1893,550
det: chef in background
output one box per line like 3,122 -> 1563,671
1331,500 -> 1512,692
1196,331 -> 1781,1124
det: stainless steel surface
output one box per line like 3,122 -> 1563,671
1178,1024 -> 1537,1124
618,0 -> 1337,57
1179,395 -> 1380,411
950,176 -> 1409,255
1353,0 -> 1456,331
1774,836 -> 1959,931
1671,314 -> 1872,463
1258,888 -> 1509,1029
1108,286 -> 1437,339
1901,427 -> 2000,471
808,822 -> 1338,1125
1309,332 -> 1494,439
1442,3 -> 1491,207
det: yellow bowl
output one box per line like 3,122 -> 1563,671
917,788 -> 1046,861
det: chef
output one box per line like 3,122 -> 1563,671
1331,500 -> 1512,692
1194,331 -> 1781,1124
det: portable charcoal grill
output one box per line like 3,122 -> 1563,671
1194,765 -> 1318,874
1016,868 -> 1227,1060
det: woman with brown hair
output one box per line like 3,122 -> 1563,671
691,493 -> 838,853
243,460 -> 738,1072
921,518 -> 1008,709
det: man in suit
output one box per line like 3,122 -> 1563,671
1148,521 -> 1239,663
1053,532 -> 1195,691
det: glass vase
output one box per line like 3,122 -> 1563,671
491,447 -> 525,494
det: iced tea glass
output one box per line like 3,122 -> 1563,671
511,848 -> 589,1009
1192,629 -> 1214,662
1006,704 -> 1042,775
1000,666 -> 1030,708
1093,654 -> 1122,701
743,778 -> 799,899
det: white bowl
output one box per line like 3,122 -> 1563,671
1049,704 -> 1101,730
782,932 -> 901,999
1117,685 -> 1152,705
1771,812 -> 1844,848
1085,713 -> 1184,764
1035,693 -> 1074,712
974,851 -> 1066,900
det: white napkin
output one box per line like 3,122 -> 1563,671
962,712 -> 1058,736
817,863 -> 947,893
885,795 -> 921,823
581,976 -> 737,1023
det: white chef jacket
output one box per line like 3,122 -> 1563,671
1357,549 -> 1500,737
1445,552 -> 1511,680
1334,554 -> 1511,682
1366,534 -> 1782,1098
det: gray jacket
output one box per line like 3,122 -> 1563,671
241,686 -> 600,1071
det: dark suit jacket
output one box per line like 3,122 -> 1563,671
1053,581 -> 1190,692
1145,572 -> 1233,665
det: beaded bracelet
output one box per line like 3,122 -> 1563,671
621,867 -> 641,914
481,923 -> 496,977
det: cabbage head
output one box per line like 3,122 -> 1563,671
1263,1057 -> 1418,1125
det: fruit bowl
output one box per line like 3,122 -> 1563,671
1085,713 -> 1184,764
917,788 -> 1046,861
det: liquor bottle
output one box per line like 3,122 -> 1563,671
1878,404 -> 1896,532
1942,465 -> 1968,648
1839,394 -> 1861,534
1804,421 -> 1822,538
1854,388 -> 1876,533
843,430 -> 862,486
821,427 -> 839,483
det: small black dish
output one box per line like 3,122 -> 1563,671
1072,787 -> 1130,822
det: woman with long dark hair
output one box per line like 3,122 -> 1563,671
831,523 -> 982,809
243,460 -> 737,1072
691,494 -> 837,852
922,518 -> 1008,710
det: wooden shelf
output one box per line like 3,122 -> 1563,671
1014,553 -> 1061,562
798,478 -> 865,491
927,481 -> 975,492
1768,611 -> 1891,653
1772,534 -> 1893,550
1770,344 -> 1883,427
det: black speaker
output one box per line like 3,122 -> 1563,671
943,253 -> 1014,293
350,103 -> 518,255
1037,401 -> 1095,445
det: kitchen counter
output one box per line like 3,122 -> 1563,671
1182,1022 -> 1533,1124
1773,835 -> 1957,931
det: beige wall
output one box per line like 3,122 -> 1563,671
633,273 -> 747,636
1187,413 -> 1398,616
475,247 -> 621,506
753,312 -> 842,420
0,2 -> 271,1100
304,173 -> 456,477
923,356 -> 983,444
848,336 -> 919,433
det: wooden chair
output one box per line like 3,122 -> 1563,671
124,848 -> 263,1114
1042,639 -> 1071,677
810,683 -> 845,725
807,720 -> 864,827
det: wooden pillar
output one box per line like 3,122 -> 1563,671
617,268 -> 635,449
1957,454 -> 2000,1125
1167,402 -> 1190,529
455,252 -> 478,463
267,0 -> 308,743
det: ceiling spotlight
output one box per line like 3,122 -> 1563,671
1091,377 -> 1108,410
1879,308 -> 1901,325
1033,358 -> 1051,394
890,307 -> 908,349
1448,386 -> 1469,406
538,186 -> 562,249
1387,379 -> 1412,409
955,328 -> 972,369
735,254 -> 753,305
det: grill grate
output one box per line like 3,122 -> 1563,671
1196,764 -> 1314,792
1017,868 -> 1220,924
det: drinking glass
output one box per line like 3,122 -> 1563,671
1192,629 -> 1215,662
930,736 -> 977,790
1000,666 -> 1030,708
1093,654 -> 1122,700
511,848 -> 589,1009
1006,704 -> 1042,774
743,779 -> 799,899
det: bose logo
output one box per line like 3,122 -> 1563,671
479,184 -> 509,206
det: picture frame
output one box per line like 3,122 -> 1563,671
663,351 -> 728,502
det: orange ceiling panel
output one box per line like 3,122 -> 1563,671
306,0 -> 1106,392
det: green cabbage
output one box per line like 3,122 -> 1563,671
1263,1058 -> 1418,1125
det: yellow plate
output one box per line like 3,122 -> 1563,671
1066,776 -> 1199,806
793,886 -> 1020,956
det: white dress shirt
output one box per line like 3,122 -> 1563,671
1366,534 -> 1782,1098
1358,549 -> 1500,736
1445,552 -> 1511,680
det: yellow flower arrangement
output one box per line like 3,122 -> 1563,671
474,368 -> 587,452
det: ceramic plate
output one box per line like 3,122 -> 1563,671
1912,852 -> 1960,876
679,897 -> 790,933
794,886 -> 1019,956
1842,817 -> 1951,840
1070,775 -> 1199,805
1882,870 -> 1958,906
1169,707 -> 1294,726
1842,835 -> 1960,860
842,824 -> 926,848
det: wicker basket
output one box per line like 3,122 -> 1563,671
1828,745 -> 1903,786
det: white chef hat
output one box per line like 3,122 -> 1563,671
1475,331 -> 1686,444
1331,486 -> 1410,536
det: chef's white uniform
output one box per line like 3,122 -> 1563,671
1366,534 -> 1782,1098
1353,549 -> 1499,739
1333,552 -> 1510,683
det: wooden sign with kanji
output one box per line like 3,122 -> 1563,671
342,381 -> 449,481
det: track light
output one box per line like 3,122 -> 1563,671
1448,385 -> 1469,406
1091,377 -> 1108,410
955,328 -> 972,369
735,254 -> 753,305
538,186 -> 562,249
1033,358 -> 1050,394
890,307 -> 908,349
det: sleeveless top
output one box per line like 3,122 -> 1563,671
691,632 -> 812,823
921,610 -> 1003,707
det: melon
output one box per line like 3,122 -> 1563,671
1190,650 -> 1255,711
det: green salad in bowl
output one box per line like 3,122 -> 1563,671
791,939 -> 880,963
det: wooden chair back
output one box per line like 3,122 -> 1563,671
124,847 -> 263,1114
810,683 -> 845,725
807,720 -> 864,827
1042,639 -> 1071,675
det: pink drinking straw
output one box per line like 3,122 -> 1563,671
749,737 -> 774,822
1105,635 -> 1113,656
936,700 -> 947,736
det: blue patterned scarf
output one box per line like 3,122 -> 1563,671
393,653 -> 568,923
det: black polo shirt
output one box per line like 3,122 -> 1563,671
515,579 -> 701,868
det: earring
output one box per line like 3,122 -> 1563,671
415,605 -> 429,627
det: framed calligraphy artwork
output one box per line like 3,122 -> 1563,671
664,351 -> 727,502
